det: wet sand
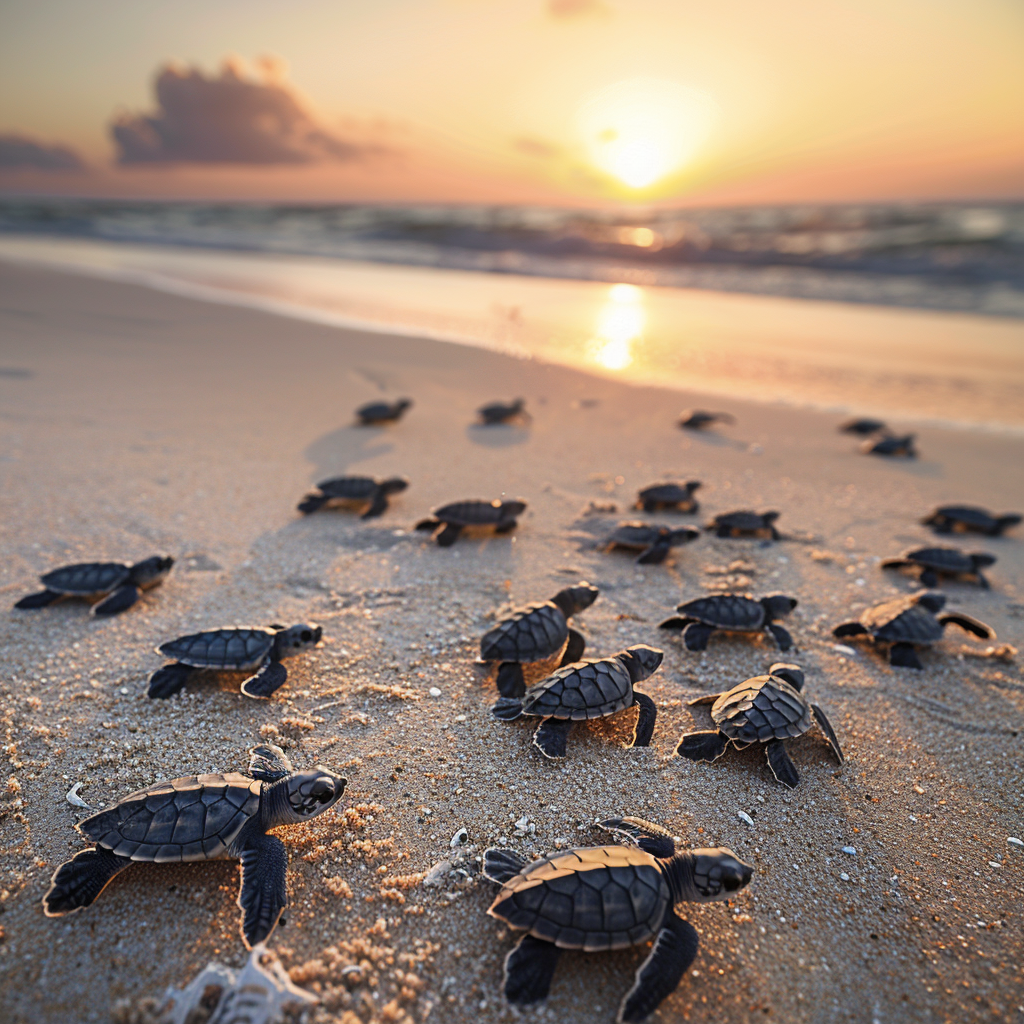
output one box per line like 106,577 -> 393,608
0,263 -> 1021,1024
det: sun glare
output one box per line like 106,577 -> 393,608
589,283 -> 644,370
579,78 -> 716,190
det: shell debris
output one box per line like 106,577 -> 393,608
1008,837 -> 1024,848
737,811 -> 755,827
65,782 -> 91,809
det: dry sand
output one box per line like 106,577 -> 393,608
0,262 -> 1021,1024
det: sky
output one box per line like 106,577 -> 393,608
0,0 -> 1022,206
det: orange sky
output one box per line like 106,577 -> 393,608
0,0 -> 1022,205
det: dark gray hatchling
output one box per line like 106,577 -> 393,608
923,505 -> 1022,537
833,591 -> 993,670
15,555 -> 174,616
676,664 -> 843,789
678,409 -> 735,430
861,433 -> 916,458
635,481 -> 701,514
839,417 -> 887,436
148,623 -> 323,699
706,510 -> 781,540
603,522 -> 700,565
483,817 -> 753,1023
659,593 -> 798,652
480,582 -> 599,698
478,398 -> 529,424
415,499 -> 527,547
356,398 -> 412,425
882,547 -> 996,589
43,744 -> 345,947
297,475 -> 408,519
491,644 -> 663,759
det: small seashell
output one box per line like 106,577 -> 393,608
839,873 -> 850,881
428,687 -> 442,698
1008,837 -> 1023,848
832,644 -> 857,656
450,827 -> 468,849
515,815 -> 530,831
841,846 -> 857,856
737,811 -> 755,827
65,782 -> 91,809
423,860 -> 452,887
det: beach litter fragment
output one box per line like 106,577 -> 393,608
450,827 -> 468,848
65,782 -> 91,809
423,860 -> 452,887
737,811 -> 755,826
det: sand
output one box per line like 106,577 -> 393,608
0,262 -> 1021,1024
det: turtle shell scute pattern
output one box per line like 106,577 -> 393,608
78,773 -> 261,863
435,501 -> 505,525
480,602 -> 568,663
522,658 -> 633,720
905,548 -> 973,572
41,562 -> 129,595
316,476 -> 377,499
489,846 -> 669,951
712,678 -> 811,743
677,594 -> 765,630
159,628 -> 276,669
862,599 -> 943,644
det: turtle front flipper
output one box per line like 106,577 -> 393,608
888,642 -> 924,669
491,697 -> 524,720
833,622 -> 868,638
435,523 -> 463,547
533,718 -> 571,759
240,659 -> 288,699
681,622 -> 714,651
495,662 -> 526,699
237,832 -> 288,947
765,738 -> 799,788
504,933 -> 562,1007
658,616 -> 695,631
482,847 -> 529,883
677,730 -> 729,762
93,584 -> 140,616
415,517 -> 440,531
619,913 -> 699,1024
494,519 -> 518,535
147,662 -> 192,699
14,589 -> 62,610
561,628 -> 586,665
361,488 -> 389,519
631,692 -> 657,747
919,568 -> 939,587
637,541 -> 670,565
43,847 -> 131,916
765,623 -> 793,651
597,817 -> 676,858
938,613 -> 994,639
811,704 -> 844,764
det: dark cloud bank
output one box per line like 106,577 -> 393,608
111,59 -> 381,166
0,134 -> 86,171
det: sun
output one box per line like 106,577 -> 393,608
578,78 -> 716,190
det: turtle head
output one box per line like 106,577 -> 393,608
500,500 -> 528,517
669,848 -> 754,903
275,624 -> 323,656
273,768 -> 346,823
132,555 -> 175,585
394,398 -> 413,414
552,582 -> 599,617
761,594 -> 797,619
969,552 -> 997,568
685,480 -> 702,493
915,591 -> 946,614
761,511 -> 780,525
669,527 -> 700,546
619,644 -> 664,683
382,476 -> 410,494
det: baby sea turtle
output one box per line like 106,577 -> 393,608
862,433 -> 916,458
923,505 -> 1022,537
706,510 -> 781,540
297,475 -> 409,519
482,817 -> 753,1023
14,555 -> 174,616
882,547 -> 996,589
148,624 -> 323,699
43,744 -> 345,947
635,481 -> 701,514
478,398 -> 529,424
839,417 -> 886,435
676,663 -> 843,789
832,592 -> 993,669
480,582 -> 599,698
659,593 -> 798,652
678,409 -> 735,430
603,522 -> 700,565
356,398 -> 412,425
491,644 -> 663,759
415,499 -> 527,547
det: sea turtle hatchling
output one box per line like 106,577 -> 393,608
861,432 -> 917,458
297,475 -> 409,519
478,398 -> 529,424
678,409 -> 735,430
480,582 -> 599,698
415,499 -> 527,547
482,816 -> 753,1023
603,522 -> 700,565
922,505 -> 1022,537
706,510 -> 781,540
882,547 -> 996,589
676,663 -> 843,789
659,593 -> 798,652
14,555 -> 174,616
839,417 -> 887,436
148,624 -> 323,699
832,591 -> 993,669
43,744 -> 345,947
491,644 -> 663,759
356,398 -> 412,425
635,481 -> 701,514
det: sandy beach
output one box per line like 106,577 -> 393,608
0,261 -> 1022,1024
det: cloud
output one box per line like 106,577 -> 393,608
547,0 -> 608,19
111,57 -> 382,166
0,134 -> 86,171
513,136 -> 561,159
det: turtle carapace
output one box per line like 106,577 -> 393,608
659,593 -> 798,652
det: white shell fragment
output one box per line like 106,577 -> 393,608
65,783 -> 91,809
428,687 -> 442,697
162,944 -> 317,1024
450,827 -> 468,848
841,846 -> 857,855
1007,837 -> 1023,848
737,811 -> 755,827
832,645 -> 857,656
423,859 -> 452,887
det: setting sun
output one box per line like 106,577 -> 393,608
578,78 -> 717,190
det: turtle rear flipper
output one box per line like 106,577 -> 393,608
597,817 -> 676,858
297,494 -> 327,515
504,934 -> 561,1006
765,623 -> 793,651
148,662 -> 192,699
637,541 -> 670,565
919,569 -> 939,587
631,692 -> 657,747
677,730 -> 729,762
811,704 -> 844,764
889,643 -> 924,669
682,622 -> 715,651
43,847 -> 130,916
93,584 -> 140,616
765,739 -> 799,788
482,847 -> 529,884
533,719 -> 571,759
435,523 -> 463,546
491,697 -> 524,721
237,833 -> 288,947
241,659 -> 288,699
361,488 -> 389,520
15,589 -> 62,610
619,914 -> 699,1024
939,613 -> 993,639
